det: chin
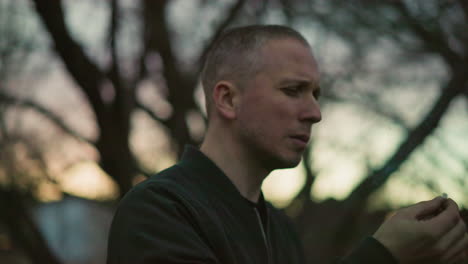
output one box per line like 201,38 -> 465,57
270,155 -> 302,170
282,158 -> 302,169
252,143 -> 303,170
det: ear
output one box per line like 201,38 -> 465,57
212,81 -> 239,120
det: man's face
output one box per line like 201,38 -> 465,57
235,38 -> 321,170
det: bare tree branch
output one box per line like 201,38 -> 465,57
432,135 -> 468,189
325,91 -> 411,130
346,70 -> 468,207
15,135 -> 58,185
107,0 -> 123,95
135,99 -> 169,126
141,0 -> 248,156
31,0 -> 107,123
0,187 -> 63,264
197,0 -> 247,65
32,0 -> 140,195
107,0 -> 134,125
106,0 -> 134,140
279,0 -> 295,24
109,0 -> 120,79
143,0 -> 200,155
0,91 -> 95,145
392,0 -> 462,68
0,105 -> 7,138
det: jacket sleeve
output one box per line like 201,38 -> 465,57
106,182 -> 219,264
335,236 -> 399,264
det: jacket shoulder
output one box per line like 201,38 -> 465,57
121,164 -> 197,208
107,165 -> 220,263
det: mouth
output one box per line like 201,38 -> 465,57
290,134 -> 310,146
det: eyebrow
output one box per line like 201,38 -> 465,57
279,78 -> 321,97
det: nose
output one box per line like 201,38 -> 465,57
299,97 -> 321,124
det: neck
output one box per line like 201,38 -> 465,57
200,125 -> 270,203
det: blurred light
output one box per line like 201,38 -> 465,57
60,162 -> 118,200
263,163 -> 305,208
186,110 -> 206,142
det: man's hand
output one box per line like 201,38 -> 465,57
372,196 -> 468,264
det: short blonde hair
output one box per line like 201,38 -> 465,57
201,25 -> 310,118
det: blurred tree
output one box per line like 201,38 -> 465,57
2,0 -> 251,262
0,1 -> 63,263
282,0 -> 468,261
29,0 -> 249,197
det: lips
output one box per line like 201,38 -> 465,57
290,134 -> 310,145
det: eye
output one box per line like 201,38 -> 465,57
282,86 -> 301,97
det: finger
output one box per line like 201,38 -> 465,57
439,219 -> 468,261
424,199 -> 461,238
440,217 -> 467,249
424,218 -> 464,260
408,196 -> 447,219
447,234 -> 468,262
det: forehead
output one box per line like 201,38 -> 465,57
259,38 -> 319,81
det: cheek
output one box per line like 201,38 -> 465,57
254,97 -> 295,125
238,98 -> 291,138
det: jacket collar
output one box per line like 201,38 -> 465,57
178,145 -> 266,207
179,145 -> 271,253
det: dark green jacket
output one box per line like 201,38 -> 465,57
107,146 -> 397,264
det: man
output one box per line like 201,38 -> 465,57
107,25 -> 468,264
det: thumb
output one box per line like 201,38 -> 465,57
406,196 -> 447,219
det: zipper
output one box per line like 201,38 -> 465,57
254,208 -> 272,264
